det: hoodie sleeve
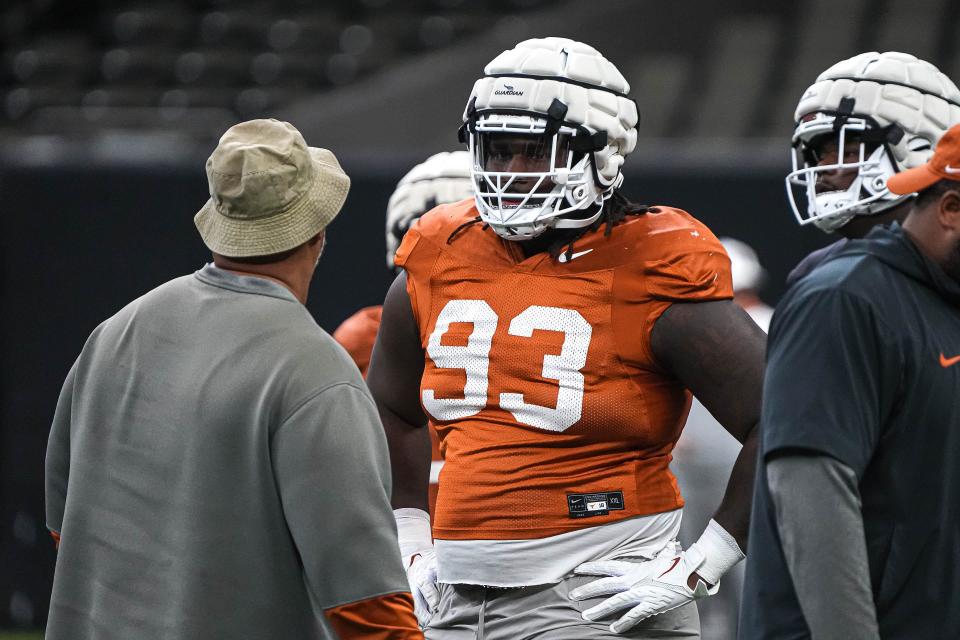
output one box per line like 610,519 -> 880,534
767,454 -> 880,640
761,287 -> 903,476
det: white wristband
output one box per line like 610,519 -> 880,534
394,508 -> 433,559
690,519 -> 745,586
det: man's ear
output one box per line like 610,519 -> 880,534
938,189 -> 960,231
307,231 -> 324,248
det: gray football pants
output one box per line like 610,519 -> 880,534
425,573 -> 700,640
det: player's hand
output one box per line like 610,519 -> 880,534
394,507 -> 440,626
404,547 -> 439,625
569,542 -> 718,634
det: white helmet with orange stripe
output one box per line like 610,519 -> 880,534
460,37 -> 639,241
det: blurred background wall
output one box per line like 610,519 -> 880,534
2,0 -> 958,633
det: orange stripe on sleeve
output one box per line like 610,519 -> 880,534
324,592 -> 423,640
50,530 -> 61,549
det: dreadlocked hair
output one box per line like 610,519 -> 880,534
551,190 -> 658,261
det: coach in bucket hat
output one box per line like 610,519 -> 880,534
45,116 -> 425,639
195,118 -> 350,257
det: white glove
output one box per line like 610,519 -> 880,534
395,508 -> 440,626
569,519 -> 744,634
406,548 -> 439,623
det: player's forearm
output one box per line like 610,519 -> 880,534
710,422 -> 758,550
767,454 -> 880,640
379,400 -> 432,511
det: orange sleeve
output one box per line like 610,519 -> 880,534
332,306 -> 383,378
643,218 -> 733,302
392,222 -> 421,273
394,200 -> 482,344
641,213 -> 732,354
393,198 -> 475,273
613,208 -> 734,372
324,592 -> 423,639
393,213 -> 445,341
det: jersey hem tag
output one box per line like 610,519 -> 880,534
567,491 -> 625,518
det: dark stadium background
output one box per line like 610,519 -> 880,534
2,0 -> 957,634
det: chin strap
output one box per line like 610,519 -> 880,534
570,130 -> 607,153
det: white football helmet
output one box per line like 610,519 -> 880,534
460,37 -> 639,241
385,150 -> 473,269
786,51 -> 960,232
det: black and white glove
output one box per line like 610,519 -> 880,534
569,519 -> 744,634
395,508 -> 439,626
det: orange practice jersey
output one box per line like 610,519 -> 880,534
333,305 -> 444,513
395,199 -> 733,541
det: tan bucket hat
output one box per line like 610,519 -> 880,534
194,118 -> 350,257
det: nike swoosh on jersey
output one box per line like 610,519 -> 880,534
940,352 -> 960,367
558,249 -> 594,263
945,165 -> 960,174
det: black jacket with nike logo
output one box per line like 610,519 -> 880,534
741,222 -> 960,639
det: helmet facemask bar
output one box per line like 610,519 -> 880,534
467,112 -> 610,241
785,111 -> 908,232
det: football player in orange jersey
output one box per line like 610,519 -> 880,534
367,37 -> 765,638
333,150 -> 473,514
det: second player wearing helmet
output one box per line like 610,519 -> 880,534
785,51 -> 960,283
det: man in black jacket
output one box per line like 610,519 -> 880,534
741,123 -> 960,640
